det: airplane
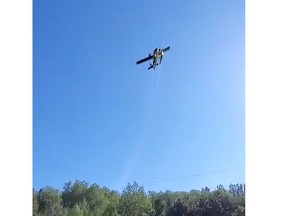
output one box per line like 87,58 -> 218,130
136,46 -> 170,70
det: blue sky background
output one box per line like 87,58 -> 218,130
33,0 -> 245,192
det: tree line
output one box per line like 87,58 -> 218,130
33,181 -> 245,216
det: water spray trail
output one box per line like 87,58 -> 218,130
116,70 -> 163,190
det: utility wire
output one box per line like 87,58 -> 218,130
142,166 -> 244,185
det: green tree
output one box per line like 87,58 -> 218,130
167,198 -> 189,216
102,188 -> 120,216
85,183 -> 110,215
205,185 -> 237,216
119,182 -> 153,216
37,186 -> 67,216
33,181 -> 245,216
62,180 -> 89,209
229,184 -> 245,216
149,191 -> 168,216
33,189 -> 39,216
68,204 -> 85,216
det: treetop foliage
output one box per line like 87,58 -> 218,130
33,181 -> 245,216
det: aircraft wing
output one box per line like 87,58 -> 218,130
136,55 -> 153,65
162,46 -> 171,52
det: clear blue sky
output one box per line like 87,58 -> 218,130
33,0 -> 245,192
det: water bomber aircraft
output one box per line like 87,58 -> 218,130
136,46 -> 170,70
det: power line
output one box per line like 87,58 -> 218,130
143,166 -> 244,185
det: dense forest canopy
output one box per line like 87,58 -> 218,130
33,181 -> 245,216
